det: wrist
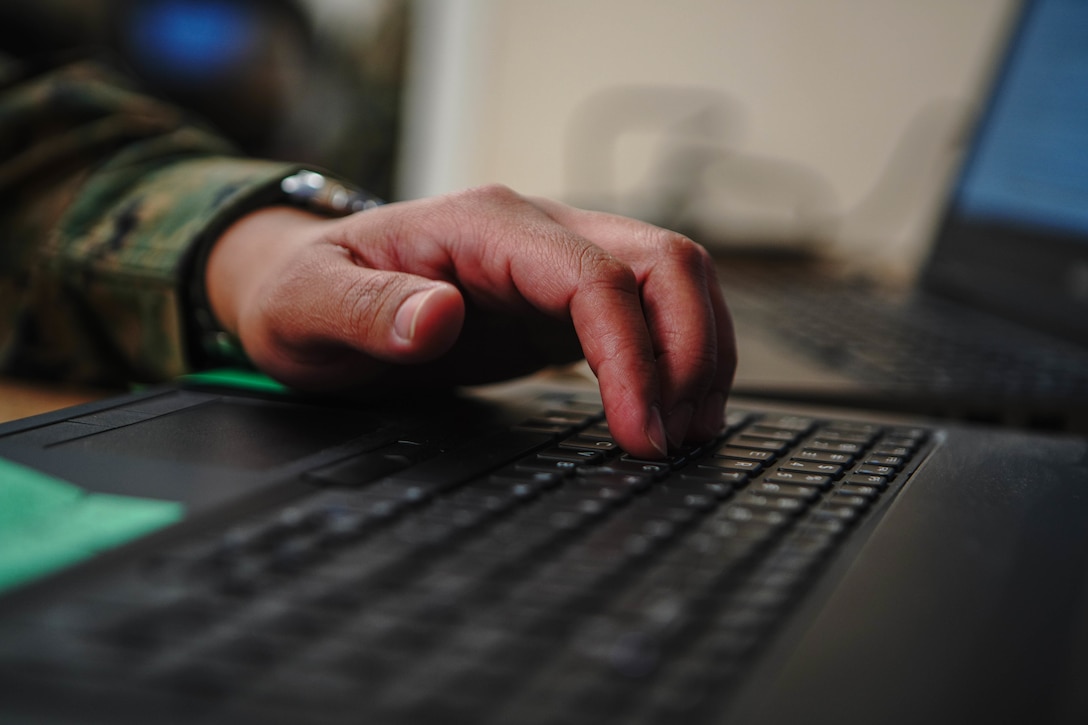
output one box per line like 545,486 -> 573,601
205,206 -> 336,344
185,169 -> 382,369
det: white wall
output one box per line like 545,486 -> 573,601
400,0 -> 1017,271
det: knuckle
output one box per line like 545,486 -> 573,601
578,245 -> 637,292
457,183 -> 522,209
657,230 -> 711,268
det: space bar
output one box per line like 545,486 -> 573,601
385,429 -> 555,493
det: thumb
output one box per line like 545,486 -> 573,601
259,255 -> 466,367
385,278 -> 466,362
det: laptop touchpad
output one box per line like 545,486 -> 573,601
54,399 -> 382,471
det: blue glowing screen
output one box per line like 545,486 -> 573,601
124,0 -> 257,81
956,0 -> 1088,237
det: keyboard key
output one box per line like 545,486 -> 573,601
754,414 -> 814,432
887,426 -> 928,441
560,436 -> 619,453
871,445 -> 912,458
679,469 -> 749,486
751,482 -> 821,501
515,458 -> 583,475
314,509 -> 372,547
812,504 -> 861,524
810,429 -> 873,445
516,410 -> 595,436
779,460 -> 844,477
599,460 -> 671,479
865,455 -> 904,469
855,464 -> 896,478
728,435 -> 790,454
721,505 -> 789,528
793,449 -> 854,465
536,447 -> 607,465
737,493 -> 808,516
742,426 -> 799,442
829,493 -> 870,510
699,458 -> 763,474
805,439 -> 865,455
542,408 -> 601,425
764,470 -> 833,489
670,478 -> 737,500
574,470 -> 654,492
837,484 -> 881,499
646,488 -> 719,513
796,516 -> 849,538
821,421 -> 881,435
713,446 -> 776,462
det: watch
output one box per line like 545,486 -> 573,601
187,169 -> 383,368
278,169 -> 383,216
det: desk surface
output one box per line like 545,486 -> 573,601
0,378 -> 111,425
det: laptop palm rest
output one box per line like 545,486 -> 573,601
730,429 -> 1088,724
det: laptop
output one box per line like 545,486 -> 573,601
0,367 -> 1087,725
3,0 -> 1088,721
726,0 -> 1088,434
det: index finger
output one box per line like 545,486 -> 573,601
528,198 -> 736,445
562,247 -> 671,459
487,200 -> 671,459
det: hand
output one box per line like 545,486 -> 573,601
205,184 -> 736,459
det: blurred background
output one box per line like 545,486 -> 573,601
400,0 -> 1017,278
2,0 -> 1019,276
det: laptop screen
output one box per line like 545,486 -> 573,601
956,0 -> 1088,237
924,0 -> 1088,344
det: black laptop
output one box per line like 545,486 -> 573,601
4,1 -> 1088,722
0,366 -> 1087,725
726,0 -> 1088,434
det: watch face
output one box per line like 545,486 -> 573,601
281,170 -> 382,215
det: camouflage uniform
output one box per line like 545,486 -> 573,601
0,1 -> 401,386
0,52 -> 302,385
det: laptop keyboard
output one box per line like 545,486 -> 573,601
723,265 -> 1088,396
0,399 -> 930,725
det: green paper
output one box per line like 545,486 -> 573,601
0,468 -> 83,530
0,458 -> 184,593
180,368 -> 289,394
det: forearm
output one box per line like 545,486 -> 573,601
0,55 -> 297,383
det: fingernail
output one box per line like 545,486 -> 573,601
394,287 -> 441,342
646,405 -> 669,458
665,401 -> 694,449
696,391 -> 726,436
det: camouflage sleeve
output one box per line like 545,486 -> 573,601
0,53 -> 301,385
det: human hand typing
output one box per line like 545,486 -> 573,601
205,184 -> 735,459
